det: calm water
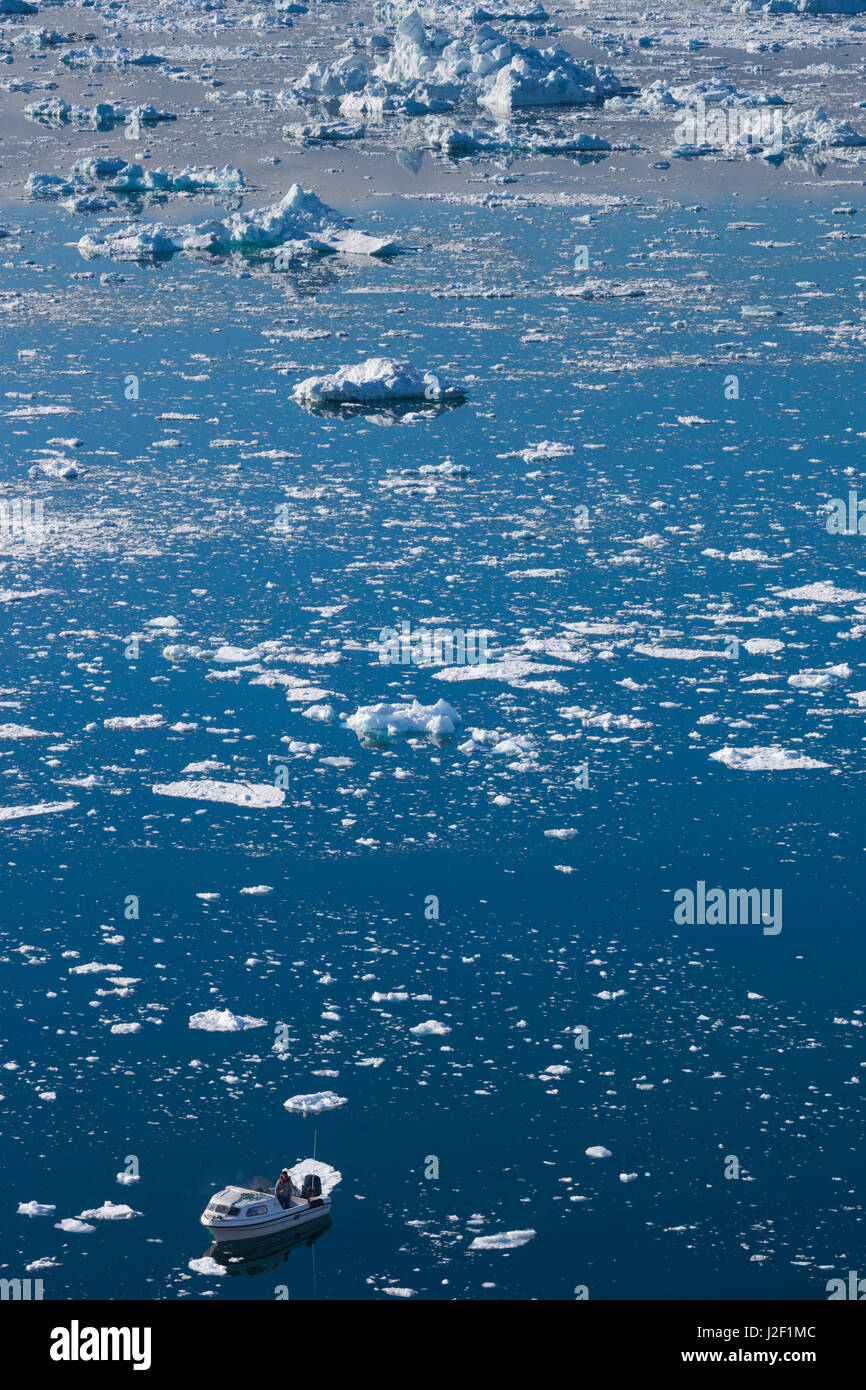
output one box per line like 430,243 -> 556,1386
2,171 -> 865,1299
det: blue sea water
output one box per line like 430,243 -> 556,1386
1,173 -> 864,1300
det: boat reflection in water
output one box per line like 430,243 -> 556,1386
202,1213 -> 332,1278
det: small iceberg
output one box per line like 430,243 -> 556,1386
292,357 -> 463,409
189,1255 -> 227,1276
283,120 -> 366,144
78,184 -> 397,262
18,1201 -> 56,1217
75,1201 -> 140,1220
189,1009 -> 267,1032
346,697 -> 461,741
788,664 -> 850,690
283,1091 -> 348,1114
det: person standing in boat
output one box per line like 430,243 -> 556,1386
275,1169 -> 294,1208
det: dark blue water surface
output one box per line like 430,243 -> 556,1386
1,177 -> 864,1300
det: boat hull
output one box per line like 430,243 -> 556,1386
202,1197 -> 331,1242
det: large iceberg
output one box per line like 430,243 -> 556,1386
480,47 -> 622,114
299,13 -> 622,118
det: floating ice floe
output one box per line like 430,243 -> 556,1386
788,663 -> 850,690
774,580 -> 866,603
468,1229 -> 536,1250
18,1200 -> 56,1217
28,452 -> 81,480
742,638 -> 784,654
514,439 -> 574,462
287,1158 -> 341,1195
152,780 -> 285,808
189,1255 -> 226,1276
24,98 -> 175,131
0,800 -> 78,822
409,1019 -> 452,1035
421,117 -> 610,155
283,120 -> 367,143
283,1090 -> 348,1114
586,1145 -> 612,1158
104,714 -> 166,731
558,707 -> 649,731
76,1202 -> 140,1220
292,356 -> 462,407
559,278 -> 647,300
634,644 -> 729,661
710,746 -> 832,771
87,161 -> 243,194
59,46 -> 166,70
188,1009 -> 267,1032
439,658 -> 558,686
346,697 -> 461,740
77,185 -> 397,262
28,163 -> 243,202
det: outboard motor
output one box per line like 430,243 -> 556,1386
301,1173 -> 322,1201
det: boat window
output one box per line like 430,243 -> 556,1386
228,1206 -> 241,1216
246,1203 -> 268,1217
211,1204 -> 228,1214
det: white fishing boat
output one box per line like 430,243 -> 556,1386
200,1164 -> 332,1243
